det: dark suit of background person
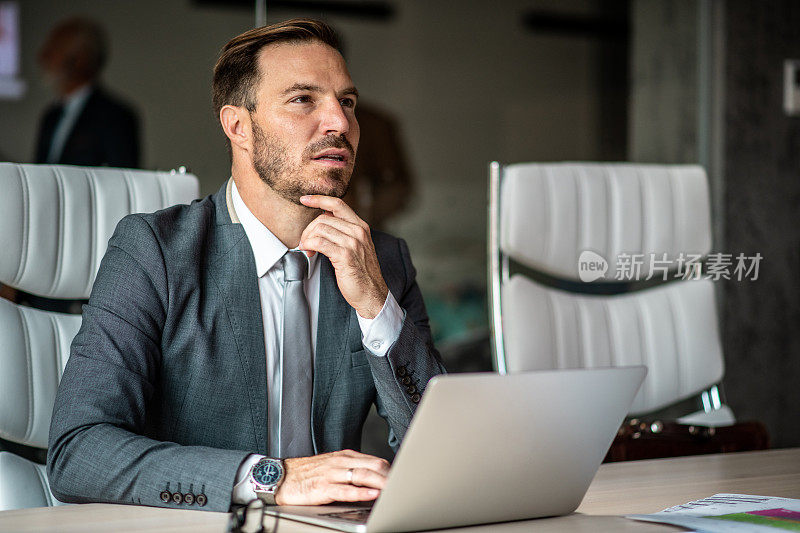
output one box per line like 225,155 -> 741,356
34,86 -> 139,168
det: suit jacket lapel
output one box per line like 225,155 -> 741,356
207,180 -> 269,454
312,256 -> 352,451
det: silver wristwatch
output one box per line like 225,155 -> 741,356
249,457 -> 285,505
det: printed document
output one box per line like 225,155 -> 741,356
627,493 -> 800,532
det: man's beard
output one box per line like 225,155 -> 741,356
251,121 -> 354,205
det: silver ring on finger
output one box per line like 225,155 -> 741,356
346,468 -> 354,484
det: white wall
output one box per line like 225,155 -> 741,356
0,0 -> 608,294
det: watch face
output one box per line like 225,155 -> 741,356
253,459 -> 283,486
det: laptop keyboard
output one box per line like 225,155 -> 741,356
317,509 -> 372,523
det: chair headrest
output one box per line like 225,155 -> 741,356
500,163 -> 712,282
0,163 -> 199,299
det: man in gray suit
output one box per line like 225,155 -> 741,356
47,18 -> 445,512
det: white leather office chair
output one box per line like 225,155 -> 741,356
488,162 -> 734,426
0,163 -> 199,510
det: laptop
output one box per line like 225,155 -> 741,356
265,366 -> 647,532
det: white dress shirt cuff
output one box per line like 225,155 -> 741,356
232,454 -> 265,504
357,291 -> 404,356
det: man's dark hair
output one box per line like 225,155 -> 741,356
212,18 -> 341,122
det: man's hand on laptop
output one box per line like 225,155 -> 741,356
275,449 -> 390,505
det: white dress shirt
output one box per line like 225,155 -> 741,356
230,181 -> 404,503
46,84 -> 92,163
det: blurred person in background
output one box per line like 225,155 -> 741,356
11,17 -> 142,313
343,103 -> 414,230
333,33 -> 414,231
34,17 -> 139,168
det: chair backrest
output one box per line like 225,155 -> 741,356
0,164 -> 199,299
488,162 -> 726,415
0,451 -> 63,509
0,163 -> 199,510
0,300 -> 80,449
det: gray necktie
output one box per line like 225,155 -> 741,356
280,250 -> 314,458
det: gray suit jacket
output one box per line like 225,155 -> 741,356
47,179 -> 445,512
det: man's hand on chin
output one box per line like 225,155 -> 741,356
275,450 -> 390,505
298,195 -> 389,319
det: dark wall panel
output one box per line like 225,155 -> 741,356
723,0 -> 800,448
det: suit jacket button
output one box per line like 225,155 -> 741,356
160,491 -> 171,503
401,376 -> 412,385
406,385 -> 417,395
196,493 -> 207,507
184,493 -> 195,505
411,393 -> 421,403
396,366 -> 407,377
172,492 -> 183,505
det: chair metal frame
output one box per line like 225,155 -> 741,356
488,161 -> 508,375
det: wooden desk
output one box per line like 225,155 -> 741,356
1,448 -> 797,532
